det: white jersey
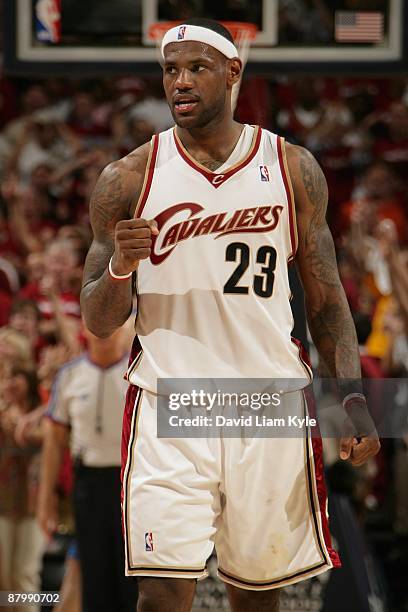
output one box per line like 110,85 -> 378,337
127,125 -> 311,391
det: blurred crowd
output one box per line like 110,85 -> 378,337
0,72 -> 407,608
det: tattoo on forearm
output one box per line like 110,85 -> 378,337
81,163 -> 133,335
307,300 -> 360,378
80,145 -> 150,336
295,146 -> 361,379
81,240 -> 133,336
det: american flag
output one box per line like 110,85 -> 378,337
335,11 -> 384,43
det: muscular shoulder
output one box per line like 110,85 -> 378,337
284,142 -> 328,217
89,142 -> 151,237
115,141 -> 152,182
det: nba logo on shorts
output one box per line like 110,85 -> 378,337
145,532 -> 154,552
259,165 -> 270,181
178,26 -> 187,40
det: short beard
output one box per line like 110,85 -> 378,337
172,91 -> 227,129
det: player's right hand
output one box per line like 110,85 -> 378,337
111,218 -> 159,276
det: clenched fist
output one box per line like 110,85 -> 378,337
111,218 -> 159,276
339,395 -> 380,466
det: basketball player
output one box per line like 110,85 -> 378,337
81,18 -> 380,612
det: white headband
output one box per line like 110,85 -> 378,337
161,24 -> 239,60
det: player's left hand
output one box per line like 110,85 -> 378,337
339,432 -> 380,466
339,394 -> 380,466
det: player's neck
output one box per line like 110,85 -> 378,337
176,117 -> 244,169
87,348 -> 125,369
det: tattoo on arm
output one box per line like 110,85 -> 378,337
306,301 -> 360,379
299,148 -> 340,288
80,162 -> 133,337
293,146 -> 361,380
90,164 -> 125,231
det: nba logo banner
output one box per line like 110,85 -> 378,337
145,532 -> 154,552
260,165 -> 270,181
35,0 -> 61,43
178,26 -> 187,40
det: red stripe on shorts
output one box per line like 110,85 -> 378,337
120,367 -> 141,539
304,387 -> 342,568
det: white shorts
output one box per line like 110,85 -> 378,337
121,385 -> 340,591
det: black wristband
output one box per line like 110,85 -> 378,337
338,379 -> 364,401
343,393 -> 376,437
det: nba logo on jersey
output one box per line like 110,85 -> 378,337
145,532 -> 154,551
259,165 -> 270,181
178,26 -> 187,39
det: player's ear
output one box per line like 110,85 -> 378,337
226,58 -> 242,87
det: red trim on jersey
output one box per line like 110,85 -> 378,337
304,387 -> 342,569
173,126 -> 262,188
277,136 -> 297,260
291,336 -> 313,380
134,134 -> 159,219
